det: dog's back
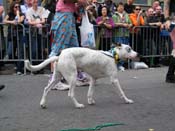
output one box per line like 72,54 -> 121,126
59,47 -> 117,79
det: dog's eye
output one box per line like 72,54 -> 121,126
126,47 -> 131,53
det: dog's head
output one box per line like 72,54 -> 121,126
112,43 -> 138,60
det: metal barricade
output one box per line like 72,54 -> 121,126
131,26 -> 172,66
131,26 -> 172,57
0,23 -> 27,74
28,24 -> 50,65
94,25 -> 113,51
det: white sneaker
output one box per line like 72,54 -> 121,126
16,71 -> 22,75
76,80 -> 89,86
51,82 -> 70,91
3,55 -> 9,60
118,66 -> 125,72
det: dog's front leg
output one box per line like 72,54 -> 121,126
68,82 -> 85,108
111,77 -> 134,104
87,77 -> 96,105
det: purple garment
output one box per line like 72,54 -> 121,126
96,16 -> 114,38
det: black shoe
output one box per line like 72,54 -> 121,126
0,85 -> 5,91
166,76 -> 175,83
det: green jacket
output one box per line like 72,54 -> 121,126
112,11 -> 131,37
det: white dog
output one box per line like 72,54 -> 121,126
25,44 -> 138,109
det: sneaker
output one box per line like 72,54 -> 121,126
51,82 -> 70,91
118,66 -> 125,71
16,71 -> 22,75
166,76 -> 175,83
0,85 -> 5,91
76,80 -> 89,86
3,55 -> 9,60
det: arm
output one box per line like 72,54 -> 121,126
0,5 -> 4,16
164,0 -> 175,57
16,11 -> 25,23
164,0 -> 171,30
3,15 -> 16,24
170,28 -> 175,57
164,0 -> 170,19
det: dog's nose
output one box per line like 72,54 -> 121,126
136,53 -> 141,58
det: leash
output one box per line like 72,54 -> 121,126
59,122 -> 125,131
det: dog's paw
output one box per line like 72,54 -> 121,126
40,99 -> 47,109
40,104 -> 47,109
76,103 -> 85,109
88,98 -> 95,105
125,99 -> 134,104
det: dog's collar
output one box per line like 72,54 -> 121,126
100,50 -> 120,63
111,48 -> 120,63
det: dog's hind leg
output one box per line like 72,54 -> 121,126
40,71 -> 60,108
87,76 -> 96,105
111,76 -> 134,104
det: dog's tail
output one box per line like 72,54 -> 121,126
25,56 -> 59,72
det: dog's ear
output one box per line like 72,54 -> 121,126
114,42 -> 121,47
114,42 -> 122,49
111,42 -> 121,47
118,43 -> 122,47
110,43 -> 116,48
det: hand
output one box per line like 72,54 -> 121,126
165,20 -> 171,30
16,10 -> 20,15
171,49 -> 175,58
36,23 -> 42,28
138,10 -> 143,15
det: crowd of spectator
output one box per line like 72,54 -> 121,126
0,0 -> 172,74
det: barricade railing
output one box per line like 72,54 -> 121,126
94,25 -> 172,56
0,24 -> 173,74
130,25 -> 172,66
131,26 -> 172,57
28,24 -> 50,63
0,23 -> 27,74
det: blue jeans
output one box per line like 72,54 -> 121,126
30,34 -> 42,65
8,33 -> 24,72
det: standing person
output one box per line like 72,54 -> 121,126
97,0 -> 116,17
112,2 -> 132,71
124,0 -> 135,14
20,0 -> 33,14
49,0 -> 87,57
164,0 -> 175,83
0,3 -> 4,69
152,0 -> 160,15
129,5 -> 144,55
49,0 -> 89,89
96,5 -> 114,51
43,0 -> 57,25
3,1 -> 25,75
26,0 -> 49,69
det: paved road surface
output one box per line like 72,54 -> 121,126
0,67 -> 175,131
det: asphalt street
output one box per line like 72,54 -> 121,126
0,67 -> 175,131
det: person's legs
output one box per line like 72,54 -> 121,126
166,25 -> 175,83
166,56 -> 175,83
16,33 -> 24,74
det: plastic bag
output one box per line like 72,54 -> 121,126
131,62 -> 149,69
79,11 -> 96,48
